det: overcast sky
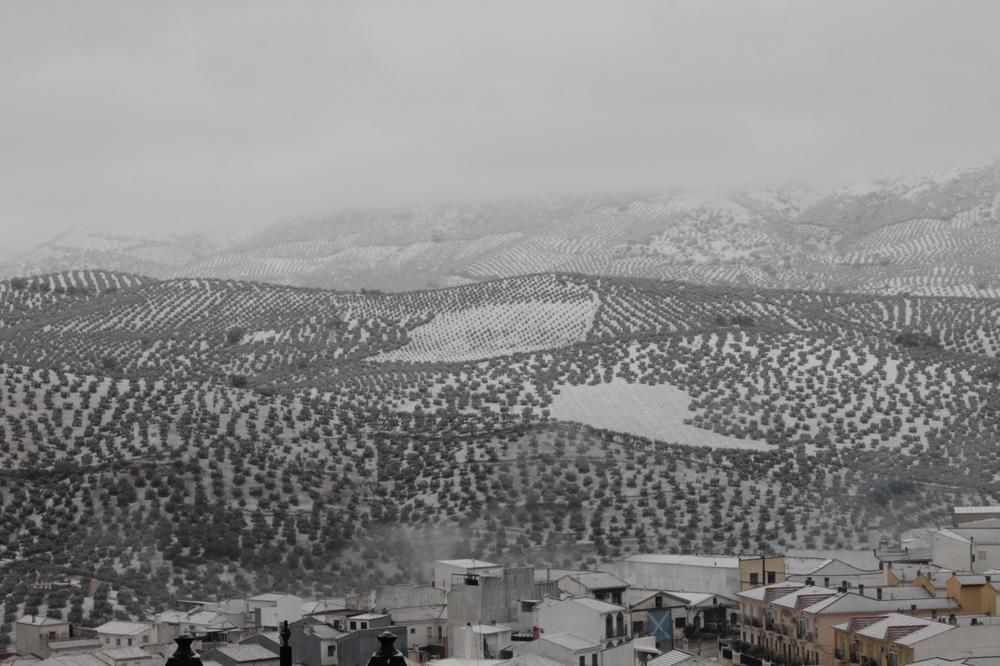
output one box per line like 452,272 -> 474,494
2,0 -> 999,251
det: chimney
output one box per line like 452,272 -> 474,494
280,621 -> 292,666
165,637 -> 203,666
367,632 -> 406,666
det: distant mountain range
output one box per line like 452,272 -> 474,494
3,163 -> 999,296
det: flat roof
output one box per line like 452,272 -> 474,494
94,622 -> 151,636
623,554 -> 739,568
435,559 -> 498,569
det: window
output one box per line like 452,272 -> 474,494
766,571 -> 776,584
749,573 -> 759,586
654,596 -> 662,608
327,646 -> 336,657
591,654 -> 597,666
411,628 -> 416,634
437,626 -> 443,640
579,657 -> 586,666
350,621 -> 356,630
117,639 -> 122,646
142,636 -> 148,644
128,638 -> 133,646
361,622 -> 368,630
675,617 -> 686,629
49,632 -> 57,639
980,550 -> 988,562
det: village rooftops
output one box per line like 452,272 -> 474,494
568,597 -> 626,613
17,616 -> 68,626
210,645 -> 280,663
623,589 -> 671,608
100,647 -> 152,660
770,585 -> 839,609
435,559 -> 498,569
495,655 -> 563,666
667,591 -> 738,607
561,572 -> 629,590
534,569 -> 592,583
804,593 -> 959,615
954,506 -> 1000,515
466,624 -> 511,635
248,593 -> 293,603
649,650 -> 714,666
833,613 -> 953,644
349,613 -> 388,621
302,599 -> 349,615
622,554 -> 739,568
538,633 -> 600,652
34,655 -> 106,666
305,623 -> 348,640
94,622 -> 150,636
736,581 -> 805,601
47,639 -> 103,651
389,606 -> 447,622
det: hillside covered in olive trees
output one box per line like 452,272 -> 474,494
1,269 -> 1000,623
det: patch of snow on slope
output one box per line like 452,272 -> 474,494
371,299 -> 598,363
548,379 -> 775,451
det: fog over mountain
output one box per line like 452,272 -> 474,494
4,162 -> 999,297
2,0 -> 1000,254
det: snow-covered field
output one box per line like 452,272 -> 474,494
548,378 -> 775,451
372,299 -> 598,362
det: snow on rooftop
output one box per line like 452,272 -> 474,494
211,645 -> 280,662
94,622 -> 151,636
623,554 -> 739,568
435,559 -> 498,569
540,633 -> 600,652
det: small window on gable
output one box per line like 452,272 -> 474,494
327,645 -> 336,657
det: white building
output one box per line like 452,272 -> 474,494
16,616 -> 71,657
611,555 -> 740,595
534,598 -> 629,648
246,594 -> 304,629
95,646 -> 155,666
449,624 -> 512,660
433,560 -> 502,591
93,623 -> 155,650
